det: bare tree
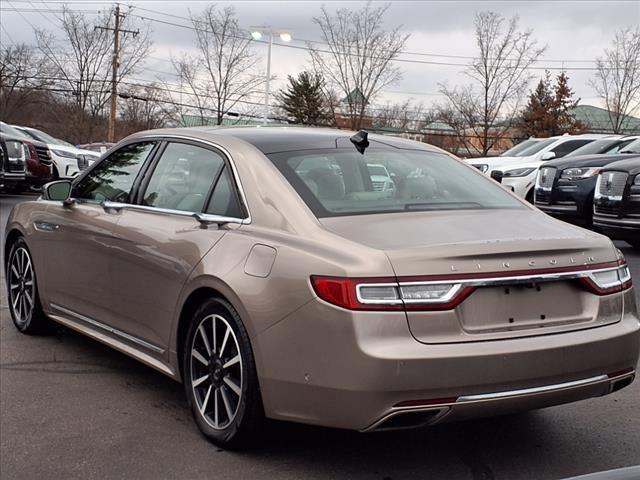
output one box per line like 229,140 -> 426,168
172,6 -> 264,125
170,55 -> 211,125
308,2 -> 408,130
374,100 -> 430,131
590,27 -> 640,134
34,5 -> 152,117
118,83 -> 178,133
0,44 -> 54,121
439,12 -> 546,156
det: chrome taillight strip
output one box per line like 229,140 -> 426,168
355,264 -> 631,306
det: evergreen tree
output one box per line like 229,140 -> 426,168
552,72 -> 585,134
277,71 -> 329,125
518,71 -> 585,136
518,71 -> 555,137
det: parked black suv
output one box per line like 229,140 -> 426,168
0,137 -> 27,191
534,139 -> 640,226
593,158 -> 640,248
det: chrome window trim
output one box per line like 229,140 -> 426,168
101,201 -> 245,225
50,303 -> 165,354
132,133 -> 252,224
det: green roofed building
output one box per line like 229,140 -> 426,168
178,114 -> 289,128
570,105 -> 640,134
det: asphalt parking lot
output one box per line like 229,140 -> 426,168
1,192 -> 639,480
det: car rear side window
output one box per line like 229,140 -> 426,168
205,166 -> 244,218
142,142 -> 224,213
268,147 -> 524,218
73,142 -> 156,203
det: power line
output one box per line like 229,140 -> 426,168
3,3 -> 603,69
0,23 -> 17,44
129,4 -> 598,64
124,11 -> 605,72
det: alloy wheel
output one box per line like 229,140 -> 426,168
190,314 -> 243,430
8,247 -> 35,327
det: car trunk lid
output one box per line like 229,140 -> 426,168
319,209 -> 622,343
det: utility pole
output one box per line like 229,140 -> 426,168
96,4 -> 138,142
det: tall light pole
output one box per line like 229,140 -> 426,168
250,27 -> 292,124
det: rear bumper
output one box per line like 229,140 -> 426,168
255,290 -> 640,431
366,369 -> 634,431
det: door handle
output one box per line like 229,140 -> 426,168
102,201 -> 126,213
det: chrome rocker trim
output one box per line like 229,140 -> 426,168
49,303 -> 174,378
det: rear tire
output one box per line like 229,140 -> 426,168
6,237 -> 52,334
182,297 -> 264,449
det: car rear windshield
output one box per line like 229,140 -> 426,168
267,147 -> 524,217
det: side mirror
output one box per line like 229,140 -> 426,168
490,170 -> 504,184
43,180 -> 72,202
540,151 -> 556,161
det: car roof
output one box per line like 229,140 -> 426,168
132,126 -> 448,155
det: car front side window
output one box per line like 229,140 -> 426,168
72,141 -> 156,203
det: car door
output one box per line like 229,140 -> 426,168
44,141 -> 158,324
107,140 -> 246,350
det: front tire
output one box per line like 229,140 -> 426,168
183,298 -> 264,449
6,238 -> 51,334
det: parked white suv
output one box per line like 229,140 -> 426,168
470,134 -> 611,201
367,163 -> 396,193
13,125 -> 100,179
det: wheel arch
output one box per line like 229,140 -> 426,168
173,278 -> 255,383
4,228 -> 24,269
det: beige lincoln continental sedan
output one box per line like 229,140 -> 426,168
4,127 -> 639,448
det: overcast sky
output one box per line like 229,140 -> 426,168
2,0 -> 639,114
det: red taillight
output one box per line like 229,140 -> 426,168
578,262 -> 632,296
310,276 -> 355,310
310,276 -> 469,311
310,276 -> 403,311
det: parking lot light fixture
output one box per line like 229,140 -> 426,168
249,26 -> 293,124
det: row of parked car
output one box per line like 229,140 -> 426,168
0,121 -> 113,193
470,134 -> 640,248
